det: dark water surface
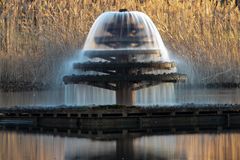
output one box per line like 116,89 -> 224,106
0,130 -> 239,160
1,86 -> 240,107
1,87 -> 240,160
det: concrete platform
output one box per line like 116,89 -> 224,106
1,104 -> 240,140
1,104 -> 240,133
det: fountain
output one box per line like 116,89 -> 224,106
63,9 -> 186,105
1,9 -> 240,160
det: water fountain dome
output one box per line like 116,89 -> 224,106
63,9 -> 187,105
82,9 -> 170,61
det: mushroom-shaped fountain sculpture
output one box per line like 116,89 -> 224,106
63,9 -> 187,106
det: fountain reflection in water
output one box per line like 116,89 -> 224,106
1,131 -> 240,160
63,10 -> 185,106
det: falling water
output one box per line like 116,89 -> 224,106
83,11 -> 169,61
65,84 -> 115,106
135,83 -> 176,106
64,10 -> 176,106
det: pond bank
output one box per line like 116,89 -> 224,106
0,81 -> 51,92
0,104 -> 240,133
1,81 -> 240,92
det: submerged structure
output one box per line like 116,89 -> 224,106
63,9 -> 186,105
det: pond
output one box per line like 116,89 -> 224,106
0,130 -> 239,160
0,85 -> 240,107
1,85 -> 240,160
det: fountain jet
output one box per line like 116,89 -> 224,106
63,9 -> 186,105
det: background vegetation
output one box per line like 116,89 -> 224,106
0,0 -> 240,88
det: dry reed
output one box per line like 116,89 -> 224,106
0,0 -> 239,86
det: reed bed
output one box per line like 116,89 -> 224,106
0,0 -> 239,87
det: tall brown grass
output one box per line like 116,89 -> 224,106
0,0 -> 239,86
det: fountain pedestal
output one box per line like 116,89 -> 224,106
116,83 -> 135,105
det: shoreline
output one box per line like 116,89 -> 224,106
0,81 -> 240,92
1,104 -> 240,135
0,81 -> 52,92
1,103 -> 240,112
